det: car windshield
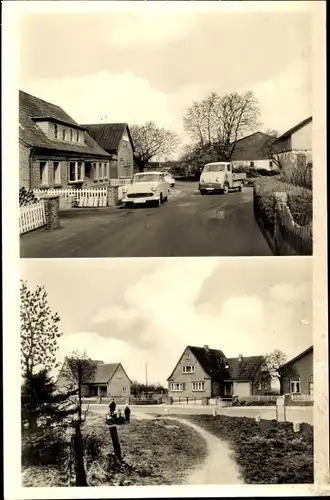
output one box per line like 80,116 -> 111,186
203,164 -> 227,172
132,174 -> 160,183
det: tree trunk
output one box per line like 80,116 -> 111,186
28,413 -> 37,433
73,425 -> 88,486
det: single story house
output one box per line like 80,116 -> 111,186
19,90 -> 111,190
56,358 -> 132,398
279,346 -> 313,396
81,123 -> 135,179
273,116 -> 313,172
167,345 -> 271,399
230,131 -> 277,171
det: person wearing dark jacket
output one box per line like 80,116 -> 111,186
124,404 -> 131,423
109,399 -> 116,415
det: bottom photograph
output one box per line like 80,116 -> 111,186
20,257 -> 313,487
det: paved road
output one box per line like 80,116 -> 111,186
20,182 -> 272,258
86,403 -> 313,425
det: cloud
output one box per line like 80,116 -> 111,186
22,71 -> 172,128
100,12 -> 195,47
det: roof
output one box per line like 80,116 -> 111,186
230,131 -> 276,161
19,90 -> 110,157
275,117 -> 313,142
224,356 -> 264,380
82,123 -> 135,154
91,363 -> 120,384
279,346 -> 313,371
167,345 -> 266,381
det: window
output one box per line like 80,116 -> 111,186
62,128 -> 67,141
70,129 -> 73,142
269,160 -> 273,167
290,378 -> 300,394
98,162 -> 103,180
40,161 -> 49,186
250,161 -> 255,168
122,386 -> 128,392
76,130 -> 79,142
68,161 -> 84,183
53,161 -> 61,185
309,375 -> 313,396
186,353 -> 191,359
182,365 -> 195,374
257,382 -> 262,391
192,382 -> 205,392
170,383 -> 184,392
54,123 -> 58,139
92,162 -> 98,180
105,163 -> 109,179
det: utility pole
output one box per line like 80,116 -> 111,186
145,362 -> 148,399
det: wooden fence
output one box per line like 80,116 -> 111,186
34,187 -> 108,208
253,186 -> 313,256
19,201 -> 46,234
291,394 -> 313,402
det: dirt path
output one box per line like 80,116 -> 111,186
165,416 -> 243,485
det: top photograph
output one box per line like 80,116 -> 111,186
19,5 -> 313,258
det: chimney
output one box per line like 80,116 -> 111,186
238,354 -> 243,362
203,345 -> 209,350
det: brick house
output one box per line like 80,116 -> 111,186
56,358 -> 132,398
82,123 -> 135,179
273,116 -> 313,174
19,90 -> 112,191
167,345 -> 271,399
230,131 -> 277,171
279,346 -> 313,396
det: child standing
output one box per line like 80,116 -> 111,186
124,404 -> 131,423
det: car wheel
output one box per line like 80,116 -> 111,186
200,190 -> 206,195
171,183 -> 174,188
125,202 -> 133,208
223,182 -> 229,194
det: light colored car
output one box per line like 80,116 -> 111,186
199,162 -> 246,194
122,171 -> 170,208
164,172 -> 175,187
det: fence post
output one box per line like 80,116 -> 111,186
40,194 -> 60,230
274,192 -> 287,255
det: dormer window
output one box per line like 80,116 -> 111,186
54,123 -> 58,139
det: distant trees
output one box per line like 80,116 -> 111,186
131,380 -> 167,398
131,121 -> 180,171
183,90 -> 261,163
260,129 -> 282,169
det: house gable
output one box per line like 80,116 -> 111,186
109,363 -> 132,385
82,123 -> 135,155
230,132 -> 276,162
167,346 -> 210,382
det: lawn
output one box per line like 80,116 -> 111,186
22,414 -> 207,487
181,414 -> 314,484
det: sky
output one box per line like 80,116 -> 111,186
19,3 -> 313,159
20,258 -> 313,386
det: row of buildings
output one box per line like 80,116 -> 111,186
19,89 -> 312,192
56,344 -> 313,401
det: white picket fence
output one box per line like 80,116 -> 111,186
110,177 -> 132,187
34,188 -> 108,209
19,201 -> 46,234
291,394 -> 313,402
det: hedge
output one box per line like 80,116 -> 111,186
254,176 -> 313,227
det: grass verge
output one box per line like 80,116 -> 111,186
180,414 -> 313,484
22,415 -> 207,487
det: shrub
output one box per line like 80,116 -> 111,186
19,187 -> 39,207
255,176 -> 313,228
83,430 -> 104,467
22,427 -> 69,466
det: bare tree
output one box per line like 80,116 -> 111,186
264,350 -> 287,381
20,280 -> 62,378
131,121 -> 180,171
260,129 -> 282,169
183,90 -> 260,161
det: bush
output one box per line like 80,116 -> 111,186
83,430 -> 104,467
19,187 -> 39,207
22,427 -> 69,466
255,176 -> 313,227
